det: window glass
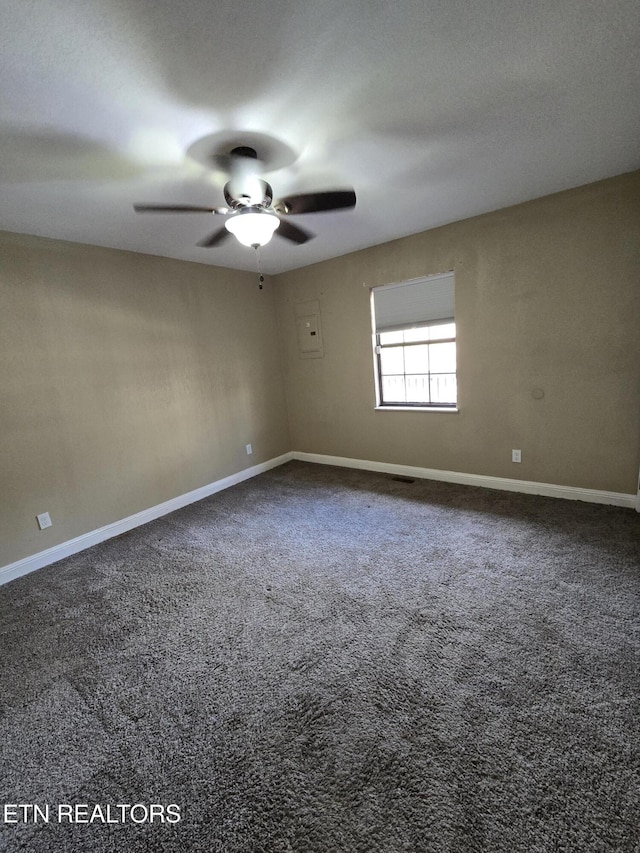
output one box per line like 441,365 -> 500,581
429,322 -> 456,341
376,326 -> 457,408
428,342 -> 456,373
379,330 -> 404,345
430,374 -> 457,404
403,344 -> 430,374
403,326 -> 431,343
382,376 -> 406,403
379,347 -> 404,375
406,375 -> 429,403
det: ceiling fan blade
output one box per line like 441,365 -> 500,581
134,203 -> 228,214
196,227 -> 231,248
276,219 -> 314,244
274,189 -> 356,216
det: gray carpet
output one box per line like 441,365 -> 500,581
1,460 -> 639,852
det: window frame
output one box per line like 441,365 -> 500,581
371,273 -> 458,413
374,321 -> 457,409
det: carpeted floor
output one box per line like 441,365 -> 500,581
1,460 -> 639,852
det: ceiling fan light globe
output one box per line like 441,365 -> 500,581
225,210 -> 280,247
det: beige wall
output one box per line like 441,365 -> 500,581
0,234 -> 290,566
275,171 -> 640,495
2,170 -> 638,569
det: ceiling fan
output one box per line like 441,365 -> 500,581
134,145 -> 356,249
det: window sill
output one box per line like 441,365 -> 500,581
375,406 -> 459,413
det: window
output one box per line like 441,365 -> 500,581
372,273 -> 456,409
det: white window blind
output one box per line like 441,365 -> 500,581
373,272 -> 455,332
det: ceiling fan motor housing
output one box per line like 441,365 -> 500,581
224,179 -> 273,209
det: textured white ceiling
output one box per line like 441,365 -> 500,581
1,0 -> 639,274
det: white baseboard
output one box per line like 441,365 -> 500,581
292,451 -> 637,509
2,449 -> 635,588
0,453 -> 294,587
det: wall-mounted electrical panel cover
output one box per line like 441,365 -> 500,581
295,300 -> 324,359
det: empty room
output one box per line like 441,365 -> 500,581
1,1 -> 639,851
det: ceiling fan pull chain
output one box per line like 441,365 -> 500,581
255,245 -> 264,290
